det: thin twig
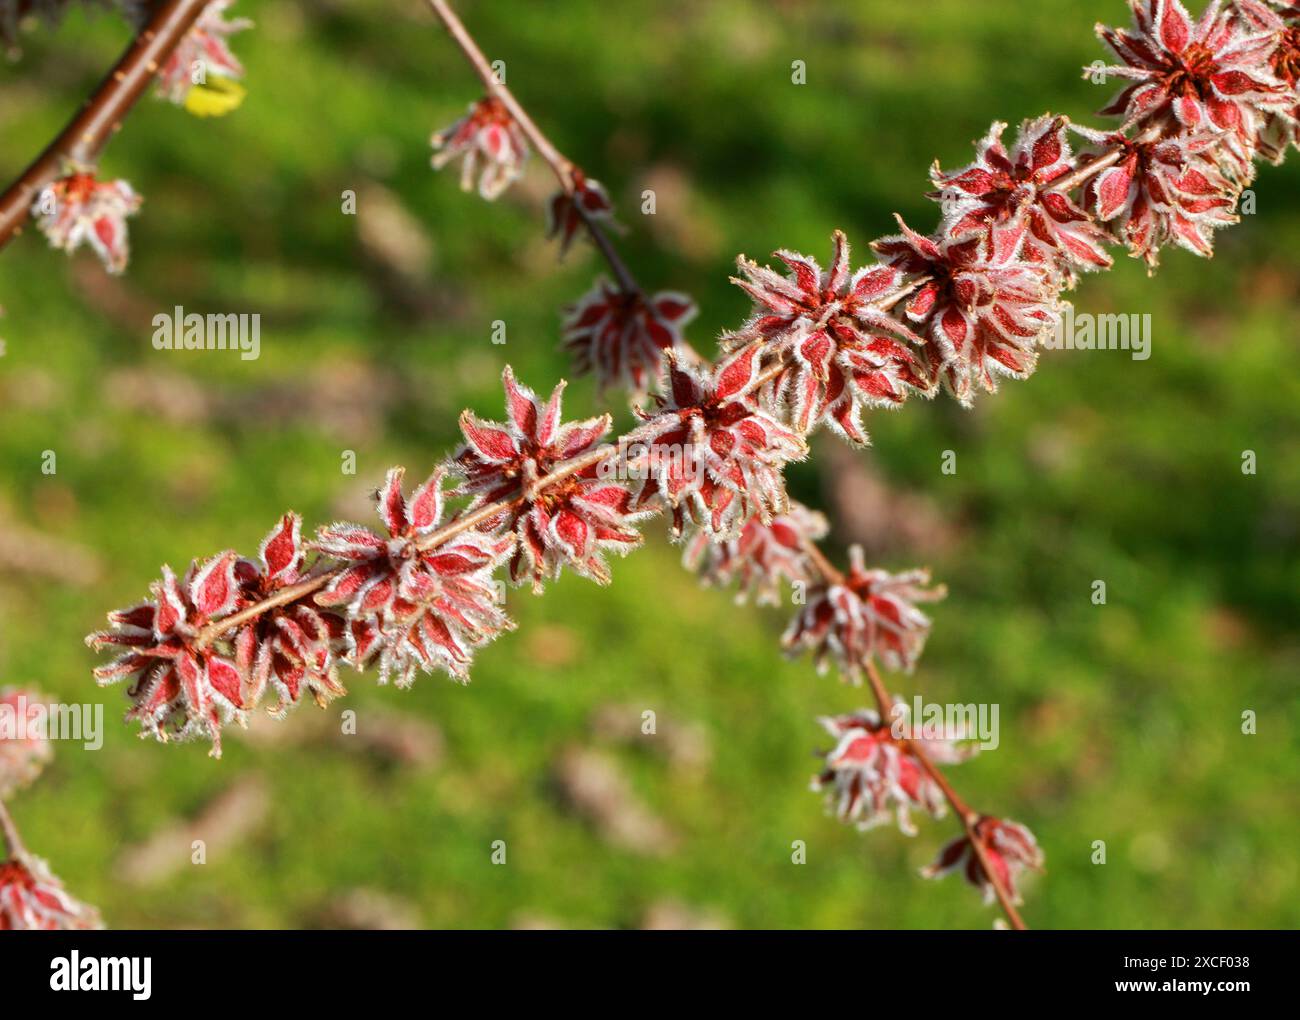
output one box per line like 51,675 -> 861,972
0,0 -> 212,251
0,798 -> 28,860
425,0 -> 642,295
197,438 -> 638,645
1046,145 -> 1127,196
797,536 -> 1028,929
196,573 -> 332,647
800,535 -> 845,586
864,660 -> 1028,930
1046,123 -> 1165,196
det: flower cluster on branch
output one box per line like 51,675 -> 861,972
0,689 -> 102,929
66,0 -> 1300,930
8,0 -> 252,273
813,705 -> 973,835
0,852 -> 102,930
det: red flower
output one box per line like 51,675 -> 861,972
782,547 -> 946,680
0,854 -> 102,930
683,501 -> 828,606
562,277 -> 697,393
0,688 -> 53,798
235,513 -> 347,716
725,231 -> 933,443
872,215 -> 1063,406
1095,0 -> 1287,151
454,367 -> 652,588
547,170 -> 615,256
812,705 -> 972,835
931,116 -> 1114,273
88,552 -> 248,756
32,171 -> 140,275
431,96 -> 530,200
628,347 -> 808,539
153,0 -> 251,104
1075,125 -> 1241,268
922,815 -> 1045,906
1236,0 -> 1300,163
315,467 -> 514,685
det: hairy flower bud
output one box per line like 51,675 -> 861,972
872,215 -> 1064,406
1074,124 -> 1243,267
88,551 -> 248,755
0,853 -> 102,930
152,0 -> 251,107
930,116 -> 1114,275
628,347 -> 808,539
812,705 -> 973,835
431,96 -> 530,200
783,547 -> 946,679
315,466 -> 515,686
683,502 -> 828,606
453,367 -> 653,589
562,277 -> 697,394
922,815 -> 1045,906
1094,0 -> 1288,157
547,170 -> 615,256
32,171 -> 140,275
725,231 -> 933,443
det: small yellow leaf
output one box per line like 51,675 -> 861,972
184,77 -> 247,118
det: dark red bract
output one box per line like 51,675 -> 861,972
628,347 -> 807,538
872,215 -> 1063,406
1095,0 -> 1287,153
931,116 -> 1114,274
923,815 -> 1044,906
454,366 -> 651,588
726,231 -> 933,443
315,467 -> 514,685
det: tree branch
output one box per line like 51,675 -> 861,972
424,0 -> 642,296
864,660 -> 1028,930
0,0 -> 211,252
0,798 -> 28,860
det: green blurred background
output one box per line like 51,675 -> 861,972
1,0 -> 1297,929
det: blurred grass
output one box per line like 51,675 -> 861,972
0,0 -> 1297,929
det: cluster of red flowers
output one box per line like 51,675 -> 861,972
24,0 -> 251,273
0,853 -> 101,930
812,706 -> 972,836
75,0 -> 1300,925
145,0 -> 251,106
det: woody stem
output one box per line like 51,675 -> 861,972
0,0 -> 211,251
425,0 -> 641,295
